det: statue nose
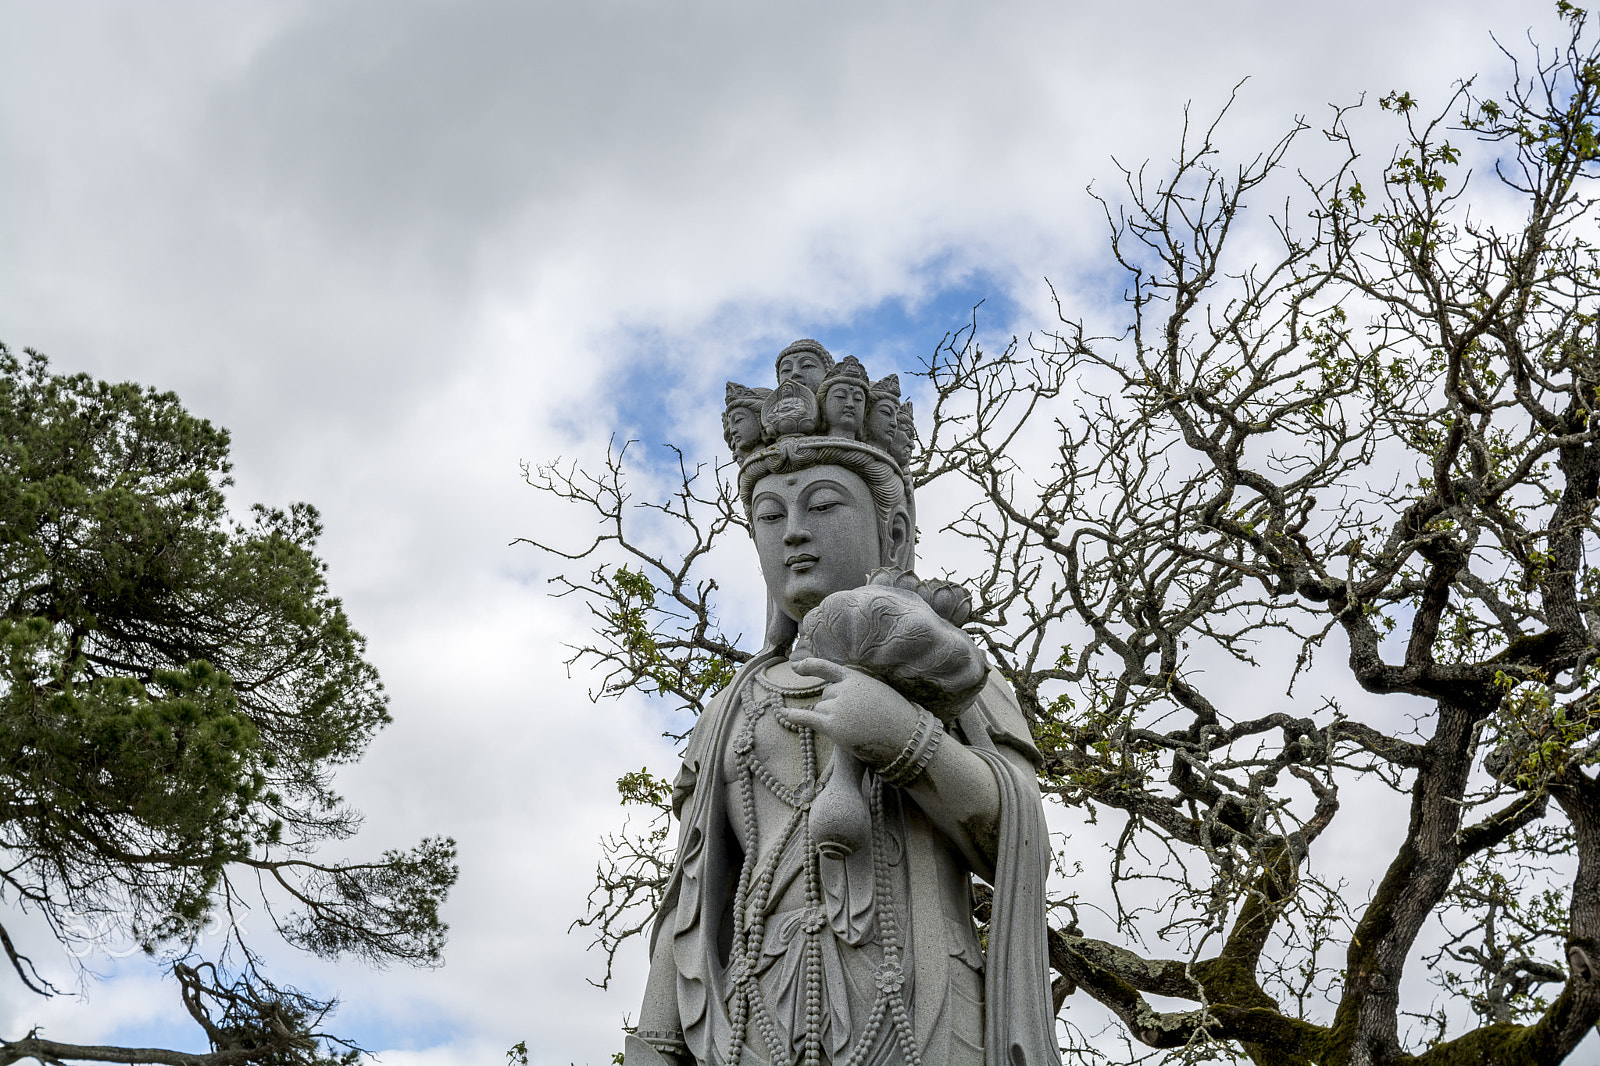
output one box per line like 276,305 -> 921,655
784,525 -> 809,546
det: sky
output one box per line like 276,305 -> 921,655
0,2 -> 1589,1064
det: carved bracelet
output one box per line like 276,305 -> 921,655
879,707 -> 943,788
636,1029 -> 687,1054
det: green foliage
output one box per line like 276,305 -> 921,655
616,767 -> 672,810
1379,90 -> 1418,113
0,344 -> 457,1065
1487,669 -> 1600,789
600,565 -> 739,713
0,614 -> 264,943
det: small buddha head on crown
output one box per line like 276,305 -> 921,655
818,357 -> 873,440
865,374 -> 901,452
775,339 -> 834,394
722,382 -> 771,457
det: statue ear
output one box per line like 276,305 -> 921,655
885,510 -> 911,566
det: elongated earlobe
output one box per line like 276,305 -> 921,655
885,511 -> 911,567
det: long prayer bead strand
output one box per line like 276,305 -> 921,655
728,707 -> 759,1066
801,816 -> 823,1066
872,773 -> 923,1066
728,987 -> 750,1066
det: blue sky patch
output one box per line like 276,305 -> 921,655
608,266 -> 1029,456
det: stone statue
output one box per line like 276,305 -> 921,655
817,356 -> 872,439
724,383 -> 773,459
863,376 -> 900,455
627,340 -> 1060,1066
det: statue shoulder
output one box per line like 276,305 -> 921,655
681,684 -> 734,766
670,664 -> 757,818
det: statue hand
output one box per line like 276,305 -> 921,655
786,658 -> 920,768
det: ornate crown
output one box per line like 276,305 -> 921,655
725,340 -> 916,471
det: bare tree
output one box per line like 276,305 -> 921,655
527,11 -> 1600,1065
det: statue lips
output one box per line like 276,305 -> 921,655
785,552 -> 819,572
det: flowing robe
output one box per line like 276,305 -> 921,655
643,650 -> 1061,1066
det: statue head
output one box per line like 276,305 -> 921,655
775,339 -> 835,394
736,341 -> 917,648
818,357 -> 871,439
865,374 -> 900,452
722,382 -> 770,457
750,463 -> 910,627
893,401 -> 915,468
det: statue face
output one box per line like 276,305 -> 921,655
822,383 -> 866,435
726,406 -> 763,451
893,413 -> 913,462
778,351 -> 829,393
752,466 -> 884,622
866,397 -> 898,447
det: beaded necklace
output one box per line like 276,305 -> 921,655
724,663 -> 922,1066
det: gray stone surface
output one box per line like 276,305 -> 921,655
633,341 -> 1060,1066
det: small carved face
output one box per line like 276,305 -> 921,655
893,410 -> 914,464
751,466 -> 886,622
822,383 -> 866,436
725,405 -> 764,453
866,397 -> 898,450
778,351 -> 829,393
